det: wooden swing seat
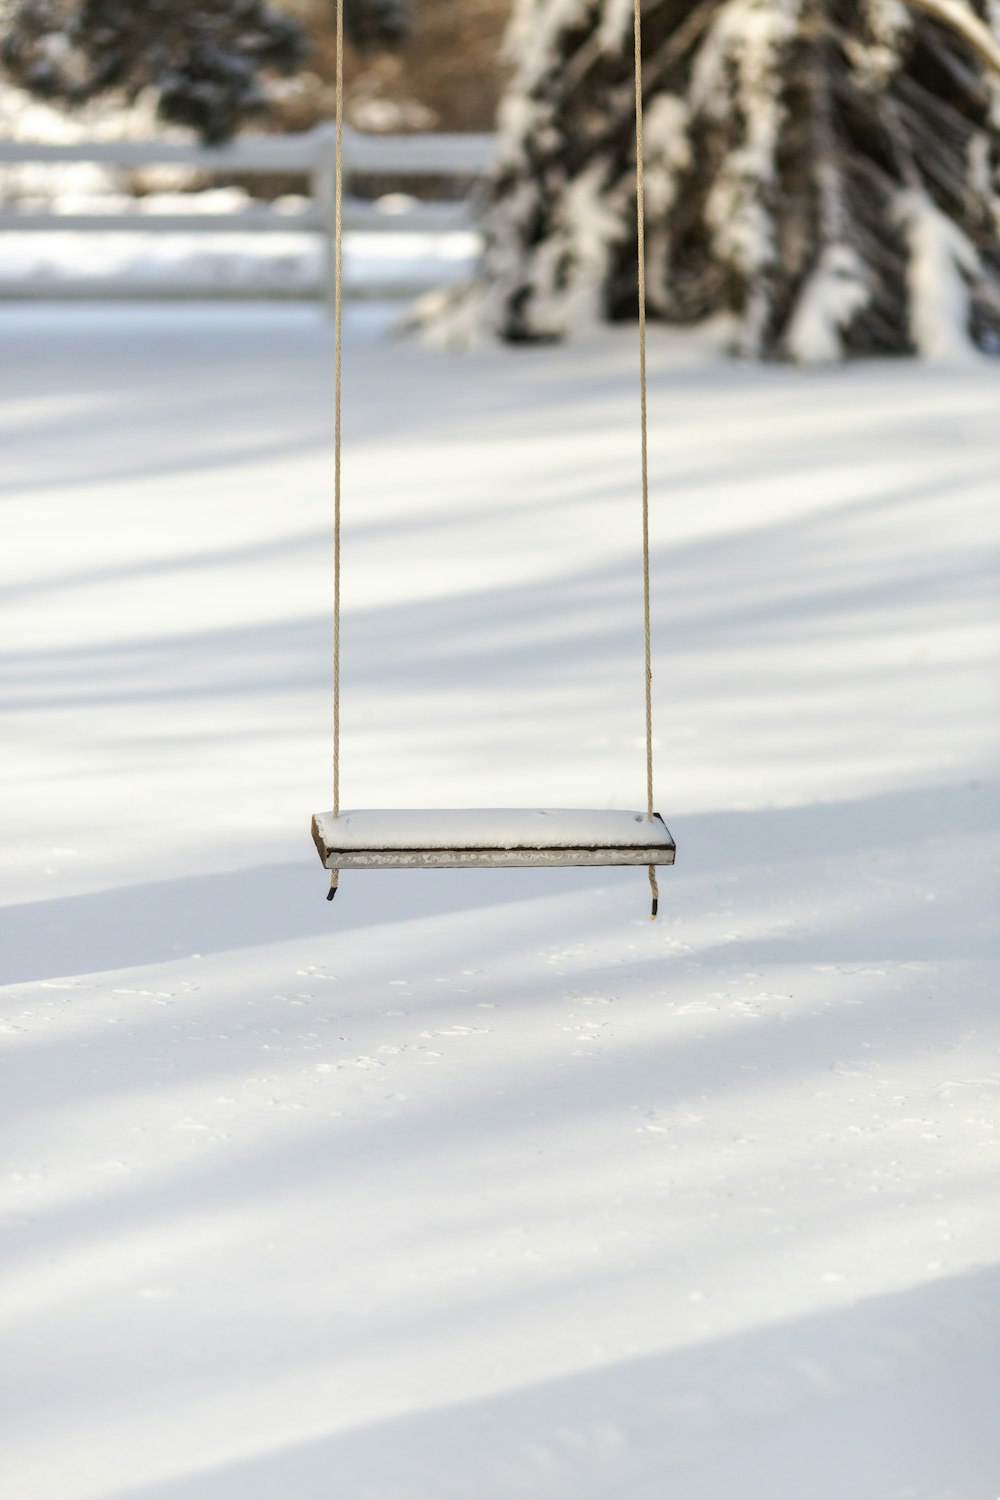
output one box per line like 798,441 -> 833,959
315,6 -> 674,916
312,808 -> 676,871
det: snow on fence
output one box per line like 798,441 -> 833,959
0,124 -> 495,303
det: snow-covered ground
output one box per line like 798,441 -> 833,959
0,207 -> 479,299
2,304 -> 999,1500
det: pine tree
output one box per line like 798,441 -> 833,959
461,0 -> 1000,359
0,0 -> 412,142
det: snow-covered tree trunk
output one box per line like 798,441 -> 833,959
455,0 -> 1000,359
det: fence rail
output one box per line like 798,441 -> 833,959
0,123 -> 495,302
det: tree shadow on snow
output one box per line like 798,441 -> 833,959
1,780 -> 994,986
98,1263 -> 1000,1500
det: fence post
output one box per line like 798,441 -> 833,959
312,124 -> 339,319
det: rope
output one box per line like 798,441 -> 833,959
633,0 -> 659,919
328,0 -> 344,900
326,0 -> 658,916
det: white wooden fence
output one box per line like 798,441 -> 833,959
0,123 -> 495,302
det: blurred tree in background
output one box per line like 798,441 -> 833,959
0,0 -> 420,141
6,0 -> 998,360
460,0 -> 1000,360
280,0 -> 508,133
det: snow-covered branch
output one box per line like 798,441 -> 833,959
448,0 -> 1000,361
900,0 -> 1000,78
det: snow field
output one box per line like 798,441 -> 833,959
1,305 -> 999,1500
0,217 -> 479,300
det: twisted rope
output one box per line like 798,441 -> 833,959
327,0 -> 659,914
328,0 -> 344,900
634,0 -> 659,919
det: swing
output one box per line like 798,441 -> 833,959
312,0 -> 676,916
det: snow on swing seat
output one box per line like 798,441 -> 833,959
312,808 -> 677,870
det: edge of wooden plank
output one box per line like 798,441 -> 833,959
310,814 -> 676,870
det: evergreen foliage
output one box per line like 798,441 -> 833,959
0,0 -> 412,142
466,0 -> 1000,359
